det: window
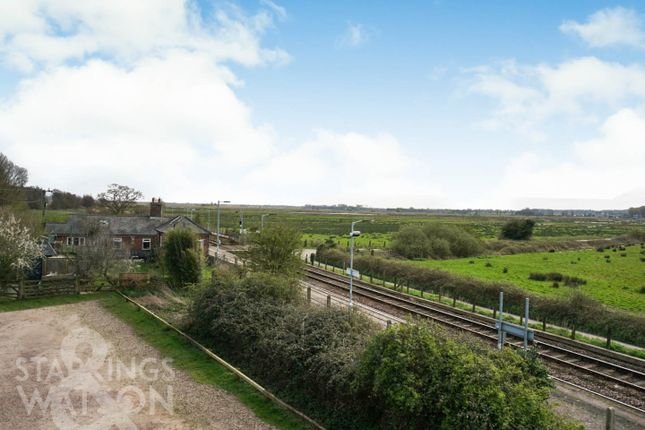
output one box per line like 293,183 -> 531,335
67,237 -> 85,246
142,238 -> 151,250
112,237 -> 122,249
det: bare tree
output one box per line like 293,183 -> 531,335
71,218 -> 129,286
97,183 -> 143,214
0,153 -> 28,187
0,153 -> 28,207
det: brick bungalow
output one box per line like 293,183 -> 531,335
46,198 -> 210,258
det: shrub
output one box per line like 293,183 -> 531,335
356,323 -> 580,430
500,219 -> 536,240
248,224 -> 303,277
389,226 -> 431,259
162,228 -> 201,287
390,223 -> 482,260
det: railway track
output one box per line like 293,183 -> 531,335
305,265 -> 645,409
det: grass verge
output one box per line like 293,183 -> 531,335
100,293 -> 313,430
0,292 -> 108,313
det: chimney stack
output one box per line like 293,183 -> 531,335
150,197 -> 162,217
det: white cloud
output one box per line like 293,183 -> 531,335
560,7 -> 645,48
467,57 -> 645,138
0,52 -> 275,201
494,109 -> 645,209
0,0 -> 290,71
242,130 -> 443,207
0,1 -> 440,208
337,22 -> 369,48
260,0 -> 287,21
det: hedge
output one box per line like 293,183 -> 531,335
315,246 -> 645,347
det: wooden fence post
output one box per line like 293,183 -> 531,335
75,277 -> 80,295
326,295 -> 331,307
307,286 -> 311,303
605,407 -> 615,430
386,320 -> 392,328
570,325 -> 576,340
19,278 -> 24,300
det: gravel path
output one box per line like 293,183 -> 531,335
0,301 -> 276,430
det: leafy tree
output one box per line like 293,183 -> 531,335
501,219 -> 536,240
81,194 -> 95,208
163,228 -> 201,287
0,214 -> 43,282
248,224 -> 303,276
97,183 -> 143,214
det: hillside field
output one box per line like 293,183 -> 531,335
412,244 -> 645,313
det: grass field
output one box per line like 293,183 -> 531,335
412,244 -> 645,313
36,206 -> 645,242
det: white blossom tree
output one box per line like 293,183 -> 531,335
0,214 -> 43,282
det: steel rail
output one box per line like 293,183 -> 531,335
305,266 -> 645,399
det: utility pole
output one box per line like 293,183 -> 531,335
216,200 -> 230,259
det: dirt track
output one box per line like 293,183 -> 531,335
0,301 -> 275,430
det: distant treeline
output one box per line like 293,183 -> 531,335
629,206 -> 645,218
315,243 -> 645,347
21,187 -> 95,210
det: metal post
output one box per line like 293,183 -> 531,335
524,297 -> 530,350
349,229 -> 355,307
498,291 -> 504,350
216,200 -> 230,259
216,200 -> 221,258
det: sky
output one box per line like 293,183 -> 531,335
0,1 -> 644,210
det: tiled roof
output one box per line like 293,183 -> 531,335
46,215 -> 170,236
46,214 -> 211,237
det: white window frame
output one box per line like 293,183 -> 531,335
142,238 -> 152,250
112,237 -> 123,249
67,237 -> 85,246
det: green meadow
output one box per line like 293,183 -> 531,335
413,245 -> 645,313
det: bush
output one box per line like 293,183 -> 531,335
389,223 -> 482,260
162,228 -> 201,287
500,219 -> 536,240
389,226 -> 431,259
356,323 -> 580,430
188,274 -> 580,430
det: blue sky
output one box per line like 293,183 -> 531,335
0,1 -> 644,209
